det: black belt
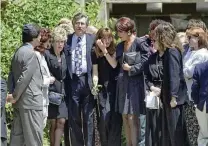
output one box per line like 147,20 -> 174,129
72,73 -> 87,77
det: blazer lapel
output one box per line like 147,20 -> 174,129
86,34 -> 92,73
65,34 -> 73,78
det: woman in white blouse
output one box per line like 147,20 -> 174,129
35,28 -> 55,128
184,27 -> 208,98
183,27 -> 208,145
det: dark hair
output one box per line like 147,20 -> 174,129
72,12 -> 89,26
94,28 -> 116,57
115,17 -> 136,33
22,24 -> 40,43
35,28 -> 51,52
149,19 -> 166,31
40,28 -> 51,43
186,19 -> 207,32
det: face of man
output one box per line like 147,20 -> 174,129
73,17 -> 88,36
32,34 -> 41,47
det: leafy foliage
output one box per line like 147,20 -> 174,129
1,0 -> 102,145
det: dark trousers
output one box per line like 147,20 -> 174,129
96,107 -> 122,146
145,108 -> 162,146
162,105 -> 188,146
1,138 -> 7,146
69,74 -> 94,146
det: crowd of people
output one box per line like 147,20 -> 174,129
1,12 -> 208,146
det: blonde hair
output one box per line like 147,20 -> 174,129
155,22 -> 183,52
86,26 -> 98,34
59,23 -> 74,35
51,26 -> 67,42
58,18 -> 72,25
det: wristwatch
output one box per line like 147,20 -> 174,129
104,52 -> 109,57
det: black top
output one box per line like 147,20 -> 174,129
91,50 -> 118,85
144,52 -> 164,90
44,49 -> 67,94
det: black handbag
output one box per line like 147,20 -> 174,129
48,91 -> 64,105
48,59 -> 64,105
123,52 -> 141,65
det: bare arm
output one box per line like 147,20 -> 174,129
92,64 -> 98,86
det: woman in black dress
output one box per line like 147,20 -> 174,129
44,27 -> 68,146
144,47 -> 164,146
115,17 -> 149,146
154,22 -> 189,146
91,28 -> 122,146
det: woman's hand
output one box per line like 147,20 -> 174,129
150,86 -> 161,96
50,76 -> 55,84
170,97 -> 177,108
96,39 -> 108,54
122,62 -> 131,71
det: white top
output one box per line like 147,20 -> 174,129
35,51 -> 51,106
183,48 -> 208,100
71,34 -> 87,74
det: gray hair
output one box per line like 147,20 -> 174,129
72,13 -> 89,26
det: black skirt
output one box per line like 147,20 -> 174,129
48,100 -> 68,119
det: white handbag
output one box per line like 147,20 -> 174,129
145,91 -> 161,109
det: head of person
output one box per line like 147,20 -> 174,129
22,23 -> 41,47
59,23 -> 74,35
35,28 -> 51,53
186,27 -> 208,50
149,19 -> 166,40
58,18 -> 72,25
186,19 -> 207,32
154,22 -> 183,52
177,32 -> 188,46
115,17 -> 136,41
86,25 -> 98,35
72,13 -> 89,37
95,27 -> 115,57
51,27 -> 67,54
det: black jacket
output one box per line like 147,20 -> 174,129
162,48 -> 188,106
44,49 -> 67,95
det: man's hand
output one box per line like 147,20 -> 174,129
6,94 -> 16,104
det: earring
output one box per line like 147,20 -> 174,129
127,31 -> 131,36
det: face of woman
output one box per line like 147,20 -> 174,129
117,31 -> 129,41
188,36 -> 199,49
53,40 -> 65,53
101,36 -> 112,48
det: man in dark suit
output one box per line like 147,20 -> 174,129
7,24 -> 44,146
192,61 -> 208,146
1,78 -> 7,146
64,13 -> 95,146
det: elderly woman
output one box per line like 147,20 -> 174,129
154,22 -> 189,146
44,27 -> 68,146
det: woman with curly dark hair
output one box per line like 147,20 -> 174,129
154,22 -> 189,146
